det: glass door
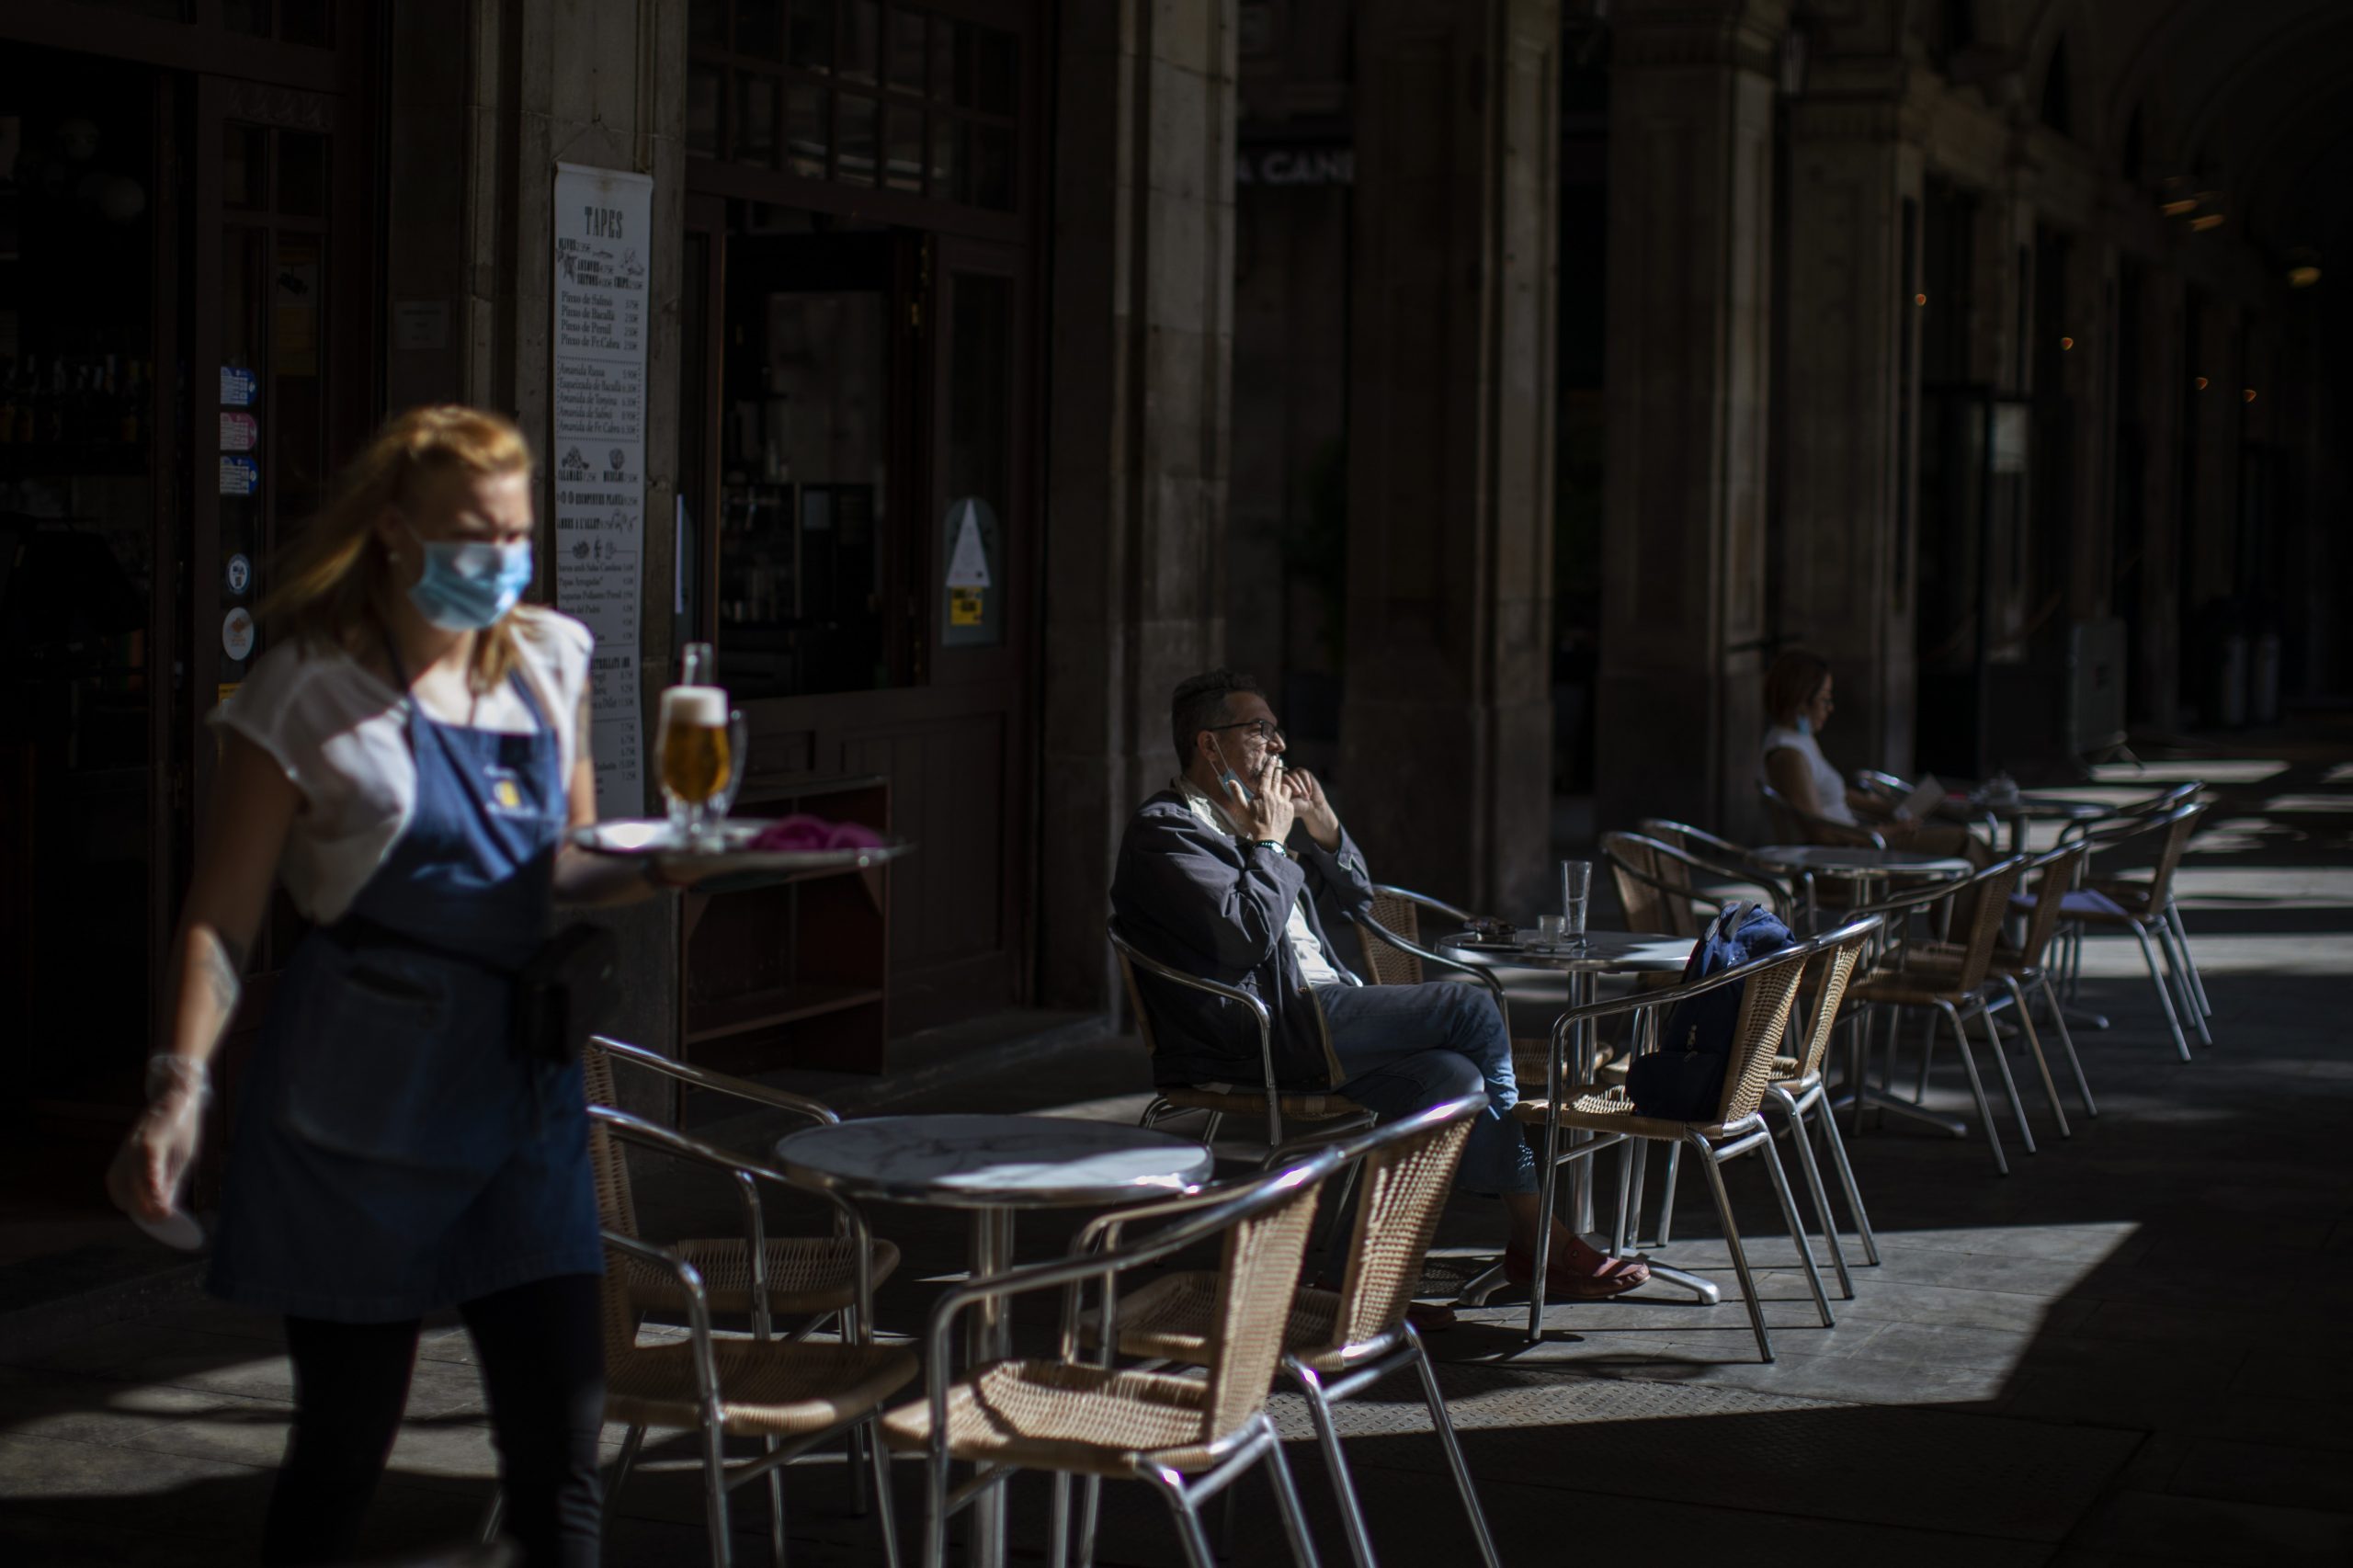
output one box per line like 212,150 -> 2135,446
186,72 -> 365,1186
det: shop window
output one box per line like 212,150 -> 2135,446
696,3 -> 1022,213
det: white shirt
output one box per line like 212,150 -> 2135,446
1759,723 -> 1855,825
1171,777 -> 1348,986
213,608 -> 595,923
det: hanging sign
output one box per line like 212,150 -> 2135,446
551,162 -> 654,818
221,608 -> 255,662
220,412 -> 257,451
225,552 -> 251,595
219,455 -> 260,495
220,367 -> 257,406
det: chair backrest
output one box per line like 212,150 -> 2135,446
1199,1155 -> 1339,1437
1942,856 -> 2029,990
2142,801 -> 2205,905
1600,830 -> 1681,937
1108,934 -> 1167,1061
1759,781 -> 1879,848
1324,1095 -> 1482,1351
582,1040 -> 641,1240
1356,889 -> 1429,985
2011,844 -> 2086,968
1710,945 -> 1813,1125
1785,926 -> 1871,1082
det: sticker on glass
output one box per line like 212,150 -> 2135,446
220,455 -> 260,495
225,553 -> 252,596
944,498 -> 994,588
949,587 -> 984,626
220,367 -> 257,407
220,412 -> 257,451
222,608 -> 256,662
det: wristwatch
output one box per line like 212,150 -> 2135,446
1254,838 -> 1289,858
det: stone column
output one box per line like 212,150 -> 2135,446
1777,87 -> 1926,779
1337,0 -> 1560,917
1594,0 -> 1785,840
1036,0 -> 1239,1009
2130,267 -> 2188,732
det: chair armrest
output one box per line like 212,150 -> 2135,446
602,1228 -> 721,1400
593,1035 -> 839,1127
1347,914 -> 1506,1005
1110,934 -> 1285,1146
1372,884 -> 1479,926
591,1105 -> 880,1338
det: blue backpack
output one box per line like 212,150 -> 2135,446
1627,903 -> 1798,1121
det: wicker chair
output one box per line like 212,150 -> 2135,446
1894,843 -> 2099,1123
880,1146 -> 1347,1568
1760,927 -> 1880,1298
585,1036 -> 900,1333
589,1107 -> 912,1568
1111,928 -> 1376,1153
1841,857 -> 2052,1175
1077,1093 -> 1495,1568
2053,801 -> 2212,1058
1510,916 -> 1881,1360
1344,884 -> 1568,1096
1637,819 -> 1809,926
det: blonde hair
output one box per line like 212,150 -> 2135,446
263,404 -> 538,691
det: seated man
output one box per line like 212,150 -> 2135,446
1109,668 -> 1648,1301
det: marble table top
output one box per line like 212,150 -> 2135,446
1748,844 -> 1974,878
1437,928 -> 1693,974
775,1114 -> 1214,1210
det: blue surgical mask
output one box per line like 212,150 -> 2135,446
404,526 -> 532,631
1794,714 -> 1813,737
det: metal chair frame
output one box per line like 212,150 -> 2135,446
1109,928 -> 1378,1153
894,1147 -> 1347,1568
1072,1095 -> 1496,1568
587,1108 -> 903,1568
2053,801 -> 2213,1055
1838,857 -> 2058,1175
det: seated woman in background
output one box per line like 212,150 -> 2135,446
1760,648 -> 1985,861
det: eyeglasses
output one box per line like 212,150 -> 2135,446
1206,719 -> 1286,747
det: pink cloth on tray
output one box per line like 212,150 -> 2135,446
745,814 -> 886,852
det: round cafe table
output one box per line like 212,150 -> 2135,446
1436,929 -> 1705,1328
1971,792 -> 2109,855
776,1114 -> 1212,1568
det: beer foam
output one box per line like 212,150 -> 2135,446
662,685 -> 728,725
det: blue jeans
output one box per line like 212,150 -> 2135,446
1313,981 -> 1537,1197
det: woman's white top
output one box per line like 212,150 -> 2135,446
211,609 -> 594,924
1758,723 -> 1855,826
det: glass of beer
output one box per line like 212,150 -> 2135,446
658,645 -> 746,846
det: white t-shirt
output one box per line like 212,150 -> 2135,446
1171,778 -> 1347,987
1759,723 -> 1855,825
212,609 -> 595,924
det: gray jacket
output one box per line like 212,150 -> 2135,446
1108,786 -> 1377,1090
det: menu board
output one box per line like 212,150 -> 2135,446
551,163 -> 654,818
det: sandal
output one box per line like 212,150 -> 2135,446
1502,1244 -> 1649,1300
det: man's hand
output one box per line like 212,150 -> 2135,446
1284,768 -> 1343,851
1223,755 -> 1297,848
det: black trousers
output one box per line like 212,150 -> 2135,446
264,1273 -> 605,1568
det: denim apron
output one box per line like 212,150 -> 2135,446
207,654 -> 601,1323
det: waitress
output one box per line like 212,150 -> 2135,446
108,406 -> 656,1568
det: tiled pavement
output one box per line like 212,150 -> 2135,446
4,751 -> 2349,1566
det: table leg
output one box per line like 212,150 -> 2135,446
1568,971 -> 1596,1234
967,1209 -> 1016,1568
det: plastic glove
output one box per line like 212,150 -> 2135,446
106,1056 -> 209,1225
